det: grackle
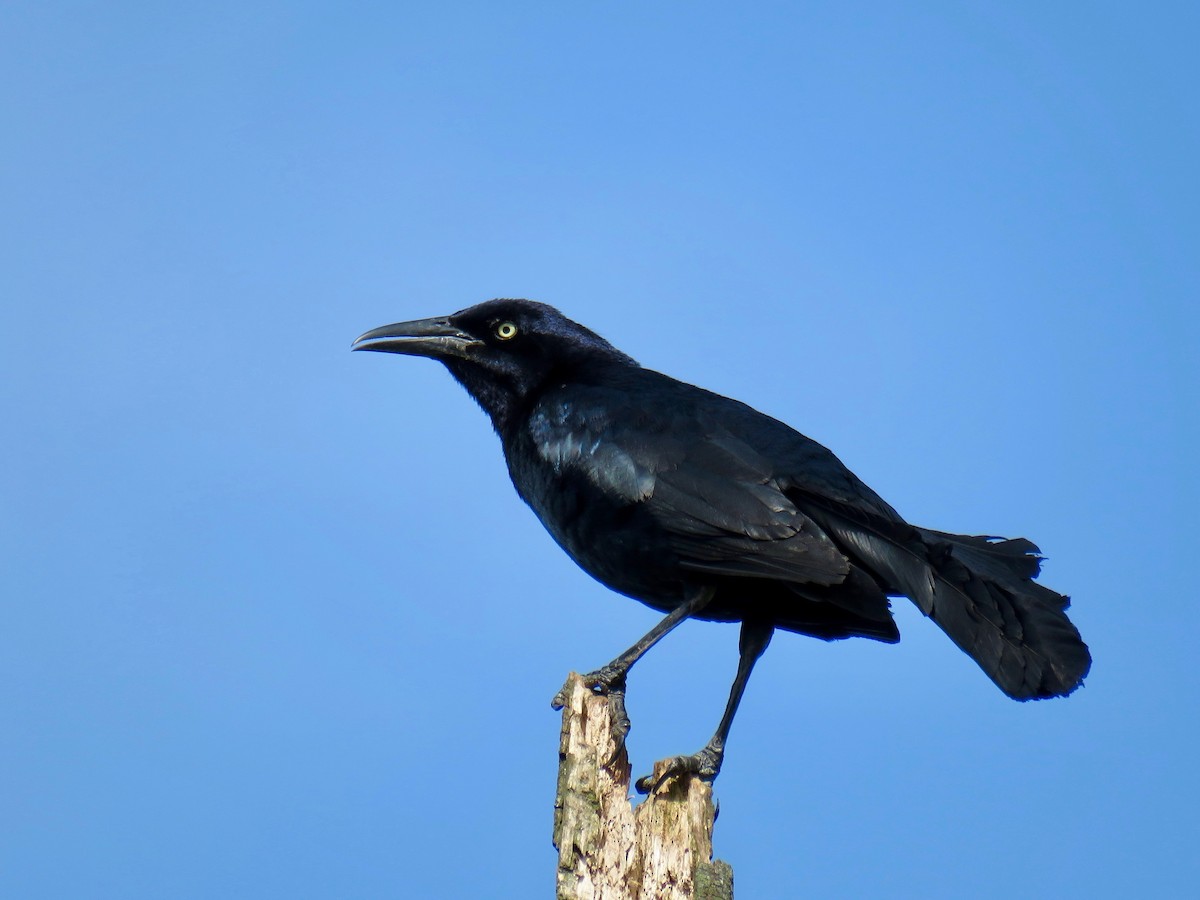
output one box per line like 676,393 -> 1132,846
353,299 -> 1090,791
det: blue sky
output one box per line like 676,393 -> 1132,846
2,2 -> 1196,897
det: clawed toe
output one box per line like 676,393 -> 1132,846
635,746 -> 723,795
551,669 -> 632,760
602,690 -> 630,764
551,666 -> 627,710
550,684 -> 570,711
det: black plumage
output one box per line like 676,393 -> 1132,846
353,299 -> 1090,788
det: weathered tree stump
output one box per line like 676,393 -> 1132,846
553,672 -> 734,900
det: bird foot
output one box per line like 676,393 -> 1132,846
551,667 -> 631,763
550,665 -> 628,709
634,745 -> 724,795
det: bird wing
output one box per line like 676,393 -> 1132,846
527,379 -> 852,586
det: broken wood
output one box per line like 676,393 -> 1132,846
553,672 -> 734,900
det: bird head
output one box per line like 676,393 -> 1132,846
352,299 -> 636,431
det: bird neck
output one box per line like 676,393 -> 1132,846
445,355 -> 635,437
443,357 -> 560,436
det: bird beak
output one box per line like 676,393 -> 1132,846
351,316 -> 484,360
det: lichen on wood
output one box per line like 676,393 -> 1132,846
553,672 -> 734,900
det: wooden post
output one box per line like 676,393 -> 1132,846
553,673 -> 735,900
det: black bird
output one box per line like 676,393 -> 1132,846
353,299 -> 1090,790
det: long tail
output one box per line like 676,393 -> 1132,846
908,528 -> 1090,699
805,509 -> 1091,699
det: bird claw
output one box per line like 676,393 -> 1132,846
603,689 -> 631,765
549,685 -> 570,711
634,745 -> 724,795
550,665 -> 627,710
551,667 -> 631,761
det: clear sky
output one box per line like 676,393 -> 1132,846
2,2 -> 1197,897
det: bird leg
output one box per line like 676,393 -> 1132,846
635,620 -> 773,794
552,586 -> 716,757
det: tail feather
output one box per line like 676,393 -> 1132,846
914,528 -> 1091,698
802,507 -> 1090,699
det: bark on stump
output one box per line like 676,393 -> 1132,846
553,673 -> 734,900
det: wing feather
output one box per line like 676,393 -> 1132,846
528,388 -> 850,586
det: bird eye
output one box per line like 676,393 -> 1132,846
495,321 -> 518,340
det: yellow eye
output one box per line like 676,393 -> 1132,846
495,321 -> 518,340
